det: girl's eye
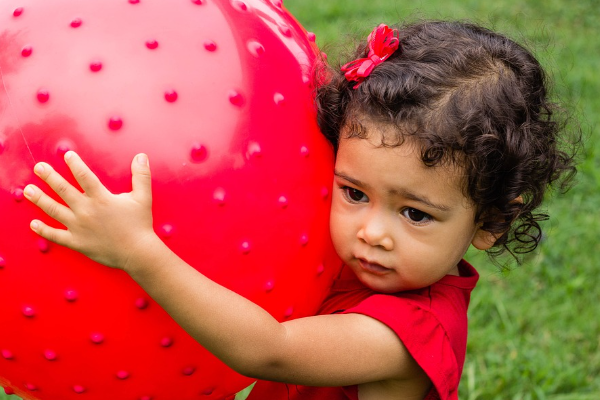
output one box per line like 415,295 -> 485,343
402,208 -> 432,224
343,187 -> 368,203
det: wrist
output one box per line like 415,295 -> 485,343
121,232 -> 170,276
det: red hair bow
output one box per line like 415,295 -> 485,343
341,24 -> 400,89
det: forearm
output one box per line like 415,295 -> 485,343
125,235 -> 287,376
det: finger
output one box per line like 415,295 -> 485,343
63,151 -> 107,197
32,162 -> 82,206
30,219 -> 73,248
24,184 -> 74,226
131,153 -> 152,205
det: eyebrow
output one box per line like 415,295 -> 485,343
334,170 -> 452,212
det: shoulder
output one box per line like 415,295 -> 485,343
341,261 -> 478,400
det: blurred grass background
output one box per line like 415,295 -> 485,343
2,1 -> 598,399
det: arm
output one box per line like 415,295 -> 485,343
24,152 -> 428,387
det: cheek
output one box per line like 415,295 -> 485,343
329,201 -> 351,255
445,221 -> 479,258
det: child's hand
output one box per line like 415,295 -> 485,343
24,151 -> 157,271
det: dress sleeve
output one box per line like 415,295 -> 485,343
342,294 -> 460,400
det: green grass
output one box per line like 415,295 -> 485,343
2,1 -> 598,399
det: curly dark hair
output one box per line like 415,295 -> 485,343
315,20 -> 580,260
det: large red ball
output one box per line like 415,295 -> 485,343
0,1 -> 340,399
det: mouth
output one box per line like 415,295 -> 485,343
357,258 -> 391,275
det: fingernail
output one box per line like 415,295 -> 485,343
65,151 -> 74,160
30,221 -> 39,231
24,185 -> 35,198
34,163 -> 45,175
137,154 -> 148,166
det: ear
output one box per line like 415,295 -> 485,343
471,228 -> 501,250
471,196 -> 523,250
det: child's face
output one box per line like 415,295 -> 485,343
330,126 -> 487,293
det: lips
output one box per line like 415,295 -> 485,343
358,258 -> 391,275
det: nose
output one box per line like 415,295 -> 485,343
357,210 -> 394,251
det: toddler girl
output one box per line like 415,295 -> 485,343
25,20 -> 578,400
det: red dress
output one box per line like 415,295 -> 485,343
246,260 -> 479,400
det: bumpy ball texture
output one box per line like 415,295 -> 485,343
0,1 -> 340,399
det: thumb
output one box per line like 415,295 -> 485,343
131,153 -> 152,202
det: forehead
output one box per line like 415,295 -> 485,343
340,117 -> 465,177
341,114 -> 406,145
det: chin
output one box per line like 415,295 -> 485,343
357,273 -> 403,294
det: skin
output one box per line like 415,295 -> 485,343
24,125 -> 497,399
